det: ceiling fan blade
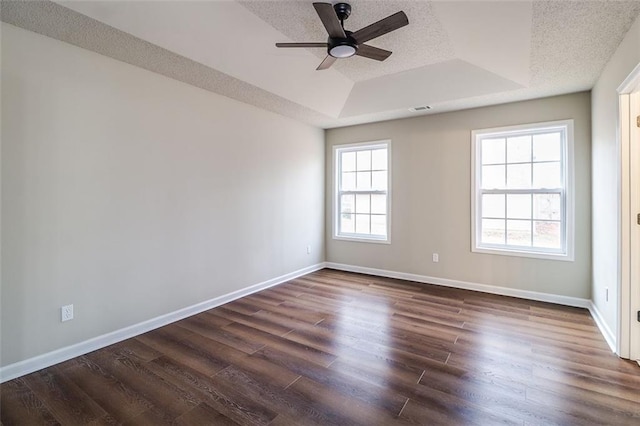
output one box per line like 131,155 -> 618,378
351,11 -> 409,45
356,44 -> 392,61
313,2 -> 346,39
316,55 -> 337,70
276,42 -> 328,48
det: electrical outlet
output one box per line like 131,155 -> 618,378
307,245 -> 311,254
61,304 -> 74,322
432,253 -> 439,263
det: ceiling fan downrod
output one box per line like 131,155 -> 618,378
334,2 -> 351,28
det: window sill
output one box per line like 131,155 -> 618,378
472,245 -> 574,261
334,235 -> 391,244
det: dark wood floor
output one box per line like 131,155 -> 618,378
2,269 -> 639,425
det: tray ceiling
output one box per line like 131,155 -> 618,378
3,0 -> 640,128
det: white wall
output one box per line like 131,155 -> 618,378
326,93 -> 592,299
1,24 -> 325,367
591,16 -> 640,340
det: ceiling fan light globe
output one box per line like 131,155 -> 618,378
330,44 -> 357,58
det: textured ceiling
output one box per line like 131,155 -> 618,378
242,0 -> 456,82
2,0 -> 640,129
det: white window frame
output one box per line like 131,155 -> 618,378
471,120 -> 575,261
333,140 -> 391,243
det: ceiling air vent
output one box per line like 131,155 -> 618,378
409,106 -> 431,112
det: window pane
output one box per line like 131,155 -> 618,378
507,219 -> 531,246
473,122 -> 571,258
482,165 -> 505,189
336,142 -> 390,242
340,213 -> 354,233
371,149 -> 387,170
342,172 -> 356,191
342,151 -> 356,172
481,219 -> 505,244
533,132 -> 561,162
482,194 -> 505,218
355,214 -> 370,234
356,171 -> 371,190
534,193 -> 561,220
340,194 -> 354,214
533,162 -> 561,188
356,150 -> 371,171
534,221 -> 561,248
507,194 -> 531,219
355,194 -> 371,214
507,135 -> 531,163
506,164 -> 531,188
482,138 -> 505,164
372,171 -> 387,190
371,194 -> 386,214
371,215 -> 387,236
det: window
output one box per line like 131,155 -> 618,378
471,120 -> 574,260
334,141 -> 390,242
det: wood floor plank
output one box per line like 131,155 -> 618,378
61,356 -> 153,423
525,385 -> 640,426
177,329 -> 301,389
2,268 -> 638,425
0,378 -> 60,425
86,348 -> 200,422
173,402 -> 240,425
145,357 -> 277,425
222,322 -> 337,367
210,306 -> 294,336
531,365 -> 640,406
215,365 -> 380,426
134,327 -> 229,377
253,345 -> 409,416
176,316 -> 265,355
398,397 -> 520,426
103,337 -> 164,364
287,375 -> 411,425
21,369 -> 107,425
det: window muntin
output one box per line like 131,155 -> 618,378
472,121 -> 574,260
335,141 -> 390,242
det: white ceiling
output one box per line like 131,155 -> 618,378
3,0 -> 640,128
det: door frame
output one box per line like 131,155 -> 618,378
617,62 -> 640,359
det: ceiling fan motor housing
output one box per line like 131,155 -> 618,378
328,30 -> 358,58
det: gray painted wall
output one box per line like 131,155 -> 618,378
1,24 -> 325,367
326,92 -> 592,299
591,15 -> 640,338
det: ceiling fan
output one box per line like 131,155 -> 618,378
275,2 -> 409,70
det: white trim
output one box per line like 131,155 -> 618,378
618,93 -> 631,358
1,261 -> 617,382
589,301 -> 617,352
628,90 -> 640,361
325,262 -> 590,308
333,140 -> 391,243
471,120 -> 575,261
333,235 -> 391,244
617,61 -> 640,93
0,263 -> 324,383
617,61 -> 640,359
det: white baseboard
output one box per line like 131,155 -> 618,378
326,262 -> 591,309
0,263 -> 325,383
2,261 -> 614,383
326,263 -> 619,349
588,301 -> 617,352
